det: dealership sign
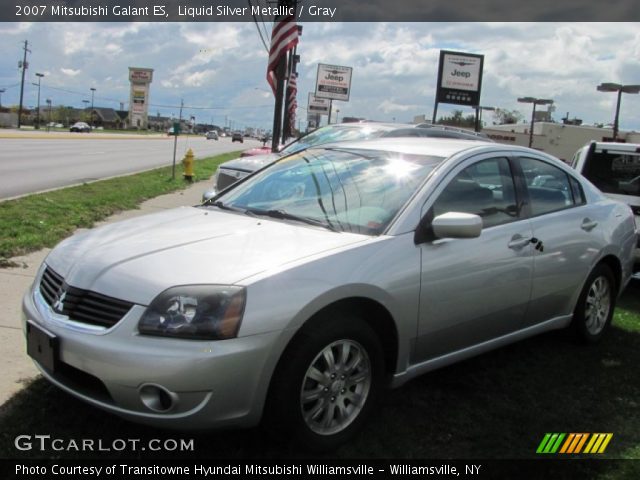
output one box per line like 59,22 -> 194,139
308,93 -> 331,115
128,67 -> 153,129
436,50 -> 484,107
315,64 -> 353,101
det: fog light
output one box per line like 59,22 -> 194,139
139,384 -> 178,412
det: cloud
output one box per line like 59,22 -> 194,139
1,22 -> 639,130
60,68 -> 81,77
182,69 -> 217,87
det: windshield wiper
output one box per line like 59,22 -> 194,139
247,208 -> 338,232
208,201 -> 255,217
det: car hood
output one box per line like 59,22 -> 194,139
240,146 -> 272,157
45,207 -> 368,305
220,153 -> 282,172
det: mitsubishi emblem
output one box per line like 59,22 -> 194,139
52,288 -> 67,314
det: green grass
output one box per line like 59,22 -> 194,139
0,151 -> 240,261
0,282 -> 638,471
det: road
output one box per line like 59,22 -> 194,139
0,131 -> 262,199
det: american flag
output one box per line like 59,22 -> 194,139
267,15 -> 299,95
287,71 -> 298,132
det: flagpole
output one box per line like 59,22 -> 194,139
271,57 -> 286,153
267,1 -> 299,153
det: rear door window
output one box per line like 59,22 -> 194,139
519,157 -> 575,216
583,152 -> 640,196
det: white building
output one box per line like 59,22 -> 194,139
483,122 -> 640,163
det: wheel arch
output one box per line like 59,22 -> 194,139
314,297 -> 399,378
270,296 -> 400,389
597,254 -> 622,296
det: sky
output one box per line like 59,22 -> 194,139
1,22 -> 639,131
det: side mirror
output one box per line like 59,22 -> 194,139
432,212 -> 482,239
201,189 -> 217,203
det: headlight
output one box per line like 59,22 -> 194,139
138,286 -> 246,340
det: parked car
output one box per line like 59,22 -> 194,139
571,141 -> 640,268
232,132 -> 244,143
384,123 -> 492,141
23,138 -> 636,451
206,130 -> 219,141
202,122 -> 442,201
69,122 -> 91,133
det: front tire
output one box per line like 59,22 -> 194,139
265,312 -> 384,452
571,264 -> 616,343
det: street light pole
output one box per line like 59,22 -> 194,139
82,99 -> 89,123
517,97 -> 554,148
475,105 -> 495,132
46,98 -> 52,132
90,87 -> 96,129
34,72 -> 44,129
0,88 -> 5,109
596,83 -> 640,141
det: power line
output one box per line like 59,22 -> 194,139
257,0 -> 273,48
248,0 -> 269,52
147,103 -> 274,110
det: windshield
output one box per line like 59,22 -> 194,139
281,124 -> 392,156
583,152 -> 640,197
214,148 -> 443,235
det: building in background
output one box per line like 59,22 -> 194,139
483,122 -> 640,162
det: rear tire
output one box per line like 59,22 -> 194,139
571,264 -> 616,343
265,312 -> 384,452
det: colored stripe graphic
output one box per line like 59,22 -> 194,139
537,433 -> 613,454
584,433 -> 613,454
536,433 -> 565,454
562,433 -> 588,453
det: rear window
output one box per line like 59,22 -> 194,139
583,152 -> 640,196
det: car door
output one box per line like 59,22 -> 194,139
515,156 -> 603,328
414,155 -> 534,362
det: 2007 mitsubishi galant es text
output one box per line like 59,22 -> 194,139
23,138 -> 637,450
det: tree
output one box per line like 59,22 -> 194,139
493,108 -> 523,125
437,109 -> 476,128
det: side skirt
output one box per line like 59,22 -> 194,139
390,314 -> 572,388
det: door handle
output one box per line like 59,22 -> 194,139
581,218 -> 598,231
508,235 -> 532,250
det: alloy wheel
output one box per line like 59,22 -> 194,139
300,339 -> 372,436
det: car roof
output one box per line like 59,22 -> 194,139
317,121 -> 415,131
381,127 -> 492,141
317,136 -> 496,158
591,141 -> 640,154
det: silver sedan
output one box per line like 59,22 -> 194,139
23,138 -> 637,451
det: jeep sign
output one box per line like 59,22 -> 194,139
308,93 -> 331,115
315,64 -> 353,102
435,50 -> 484,107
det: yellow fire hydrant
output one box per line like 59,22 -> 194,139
182,148 -> 194,182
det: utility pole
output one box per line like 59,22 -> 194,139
17,40 -> 31,128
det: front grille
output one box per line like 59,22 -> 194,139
39,267 -> 133,329
216,169 -> 248,191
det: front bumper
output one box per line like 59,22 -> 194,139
21,287 -> 282,430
